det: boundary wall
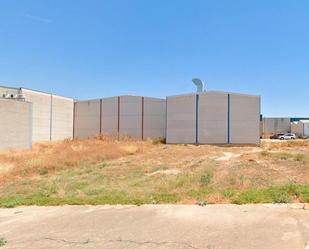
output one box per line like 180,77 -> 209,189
166,91 -> 260,144
74,96 -> 166,139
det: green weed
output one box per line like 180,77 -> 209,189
0,238 -> 7,247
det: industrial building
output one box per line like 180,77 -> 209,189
291,120 -> 309,138
0,81 -> 262,150
262,117 -> 309,137
0,86 -> 74,149
74,96 -> 166,139
262,117 -> 291,137
166,91 -> 260,144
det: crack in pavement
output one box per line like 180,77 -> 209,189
44,237 -> 91,245
43,237 -> 203,249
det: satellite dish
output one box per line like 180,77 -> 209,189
192,78 -> 204,92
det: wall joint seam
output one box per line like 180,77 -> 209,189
141,97 -> 144,140
228,93 -> 230,144
195,94 -> 199,145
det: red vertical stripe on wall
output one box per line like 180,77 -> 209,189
141,97 -> 144,140
99,99 -> 102,135
118,96 -> 120,140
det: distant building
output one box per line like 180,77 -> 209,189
291,120 -> 309,138
262,117 -> 309,137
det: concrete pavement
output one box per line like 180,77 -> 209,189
0,204 -> 308,249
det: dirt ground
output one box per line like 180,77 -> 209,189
0,137 -> 308,206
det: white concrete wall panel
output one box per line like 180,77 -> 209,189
198,92 -> 228,144
119,96 -> 142,138
0,99 -> 32,150
74,100 -> 100,138
101,97 -> 118,136
143,97 -> 166,138
22,89 -> 51,142
230,94 -> 260,144
166,95 -> 196,144
51,95 -> 74,140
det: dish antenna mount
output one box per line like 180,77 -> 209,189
192,78 -> 205,92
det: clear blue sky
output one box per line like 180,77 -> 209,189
0,0 -> 308,116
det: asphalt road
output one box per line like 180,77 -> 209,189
0,204 -> 308,249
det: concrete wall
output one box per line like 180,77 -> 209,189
0,99 -> 32,150
22,89 -> 51,141
198,92 -> 228,144
166,94 -> 196,144
101,97 -> 118,137
51,95 -> 74,140
21,88 -> 74,142
143,97 -> 166,138
74,99 -> 100,139
166,92 -> 260,144
74,96 -> 166,139
230,94 -> 260,144
262,118 -> 291,136
119,96 -> 142,138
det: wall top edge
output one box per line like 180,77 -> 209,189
167,90 -> 260,98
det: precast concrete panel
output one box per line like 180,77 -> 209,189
74,99 -> 100,138
51,95 -> 74,140
119,96 -> 142,138
0,99 -> 32,150
143,97 -> 166,138
22,89 -> 51,142
101,97 -> 118,136
166,95 -> 196,144
230,94 -> 260,144
198,92 -> 228,144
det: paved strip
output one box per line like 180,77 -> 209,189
0,204 -> 308,249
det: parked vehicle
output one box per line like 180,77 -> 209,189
270,133 -> 284,139
278,133 -> 296,140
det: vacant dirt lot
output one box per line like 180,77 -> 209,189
0,137 -> 308,206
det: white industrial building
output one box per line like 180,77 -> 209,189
291,120 -> 309,138
166,91 -> 260,144
262,117 -> 291,137
0,82 -> 262,150
0,86 -> 74,149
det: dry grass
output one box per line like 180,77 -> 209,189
0,138 -> 308,206
0,136 -> 150,185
